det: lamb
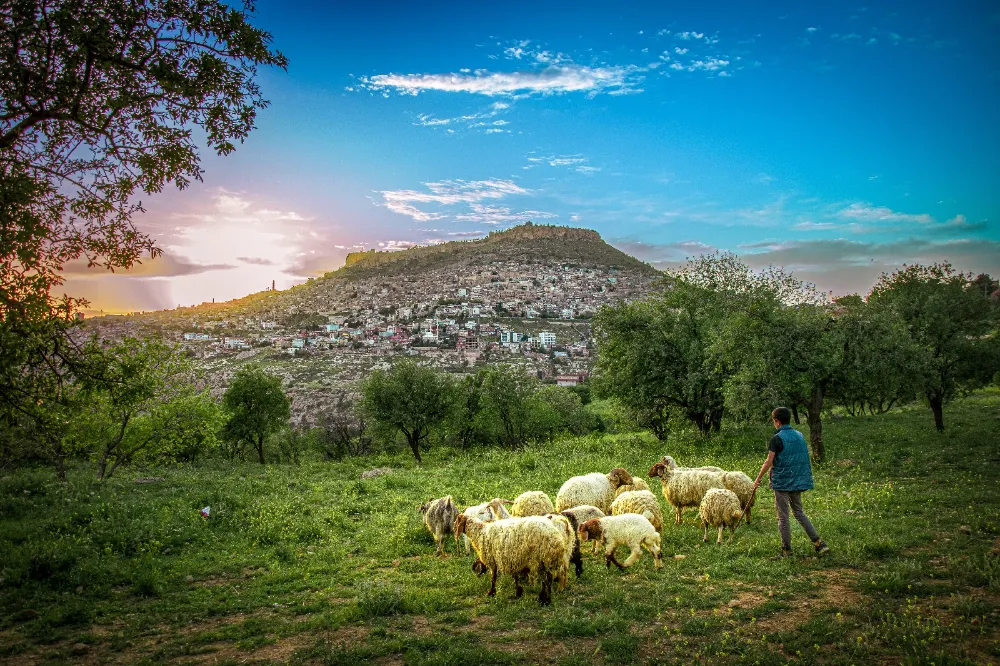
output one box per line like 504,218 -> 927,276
454,514 -> 571,605
456,498 -> 512,555
420,495 -> 459,557
610,489 -> 664,533
647,462 -> 724,525
698,488 -> 744,544
614,477 -> 651,497
720,471 -> 756,524
577,514 -> 663,570
555,468 -> 633,513
510,490 -> 555,517
662,457 -> 756,523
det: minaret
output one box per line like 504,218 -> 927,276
272,279 -> 276,291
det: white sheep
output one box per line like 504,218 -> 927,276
544,512 -> 581,579
610,489 -> 664,533
661,455 -> 724,474
456,498 -> 512,555
720,471 -> 756,524
577,514 -> 663,570
510,490 -> 555,517
420,495 -> 459,557
555,468 -> 633,514
698,488 -> 744,544
614,477 -> 651,497
647,461 -> 724,525
663,458 -> 756,523
454,514 -> 571,605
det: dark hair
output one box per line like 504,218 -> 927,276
771,407 -> 792,425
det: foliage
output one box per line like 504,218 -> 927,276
70,337 -> 216,479
360,360 -> 454,462
0,0 -> 285,433
221,365 -> 290,464
868,263 -> 1000,430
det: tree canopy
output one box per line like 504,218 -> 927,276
0,0 -> 285,426
221,365 -> 290,464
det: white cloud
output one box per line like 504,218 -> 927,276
674,47 -> 689,55
379,179 -> 537,222
454,203 -> 558,225
361,64 -> 643,97
806,27 -> 818,33
837,202 -> 934,224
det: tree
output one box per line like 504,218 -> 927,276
477,364 -> 541,448
71,337 -> 214,479
1,0 -> 285,427
868,264 -> 999,430
360,360 -> 453,462
221,365 -> 290,464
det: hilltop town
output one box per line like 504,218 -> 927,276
86,224 -> 660,418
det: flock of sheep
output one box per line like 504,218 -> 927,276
418,455 -> 757,605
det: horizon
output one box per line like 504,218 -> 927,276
62,0 -> 999,314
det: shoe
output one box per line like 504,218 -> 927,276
770,549 -> 792,560
814,541 -> 830,556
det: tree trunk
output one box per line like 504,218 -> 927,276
407,434 -> 422,463
791,404 -> 800,425
806,386 -> 825,462
256,434 -> 266,464
929,394 -> 945,431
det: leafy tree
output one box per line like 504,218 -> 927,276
360,360 -> 453,462
476,364 -> 541,448
71,337 -> 212,479
221,365 -> 291,464
868,264 -> 999,430
536,384 -> 595,436
0,0 -> 285,428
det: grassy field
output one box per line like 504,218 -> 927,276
2,393 -> 999,665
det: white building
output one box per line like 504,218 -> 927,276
539,331 -> 557,347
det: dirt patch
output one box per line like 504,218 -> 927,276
751,569 -> 862,635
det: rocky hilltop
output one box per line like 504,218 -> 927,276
335,223 -> 651,280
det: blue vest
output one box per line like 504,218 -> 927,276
771,426 -> 814,492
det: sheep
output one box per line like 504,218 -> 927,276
557,504 -> 607,557
614,477 -> 651,497
647,462 -> 724,525
720,471 -> 756,524
456,498 -> 513,555
577,514 -> 663,570
454,514 -> 571,605
510,490 -> 555,517
544,512 -> 581,580
555,468 -> 633,514
610,489 -> 664,533
698,488 -> 744,544
662,457 -> 756,523
661,455 -> 724,474
420,495 -> 459,557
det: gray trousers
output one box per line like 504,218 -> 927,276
774,490 -> 819,550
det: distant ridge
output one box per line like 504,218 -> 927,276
332,222 -> 655,280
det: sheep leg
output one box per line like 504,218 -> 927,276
645,538 -> 663,569
539,569 -> 553,606
745,505 -> 752,524
434,533 -> 443,557
622,545 -> 642,568
571,544 -> 583,578
675,506 -> 683,525
487,568 -> 498,597
605,547 -> 626,571
716,526 -> 724,545
702,520 -> 708,542
513,572 -> 525,599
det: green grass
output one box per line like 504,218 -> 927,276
2,391 -> 999,664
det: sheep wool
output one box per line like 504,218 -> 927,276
543,513 -> 579,582
457,498 -> 512,555
577,514 -> 663,570
420,495 -> 459,557
555,468 -> 633,513
720,471 -> 756,523
510,491 -> 555,517
614,477 -> 651,497
610,489 -> 664,533
454,514 -> 570,605
698,488 -> 744,544
648,462 -> 724,525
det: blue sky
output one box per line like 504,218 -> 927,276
67,0 -> 1000,312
